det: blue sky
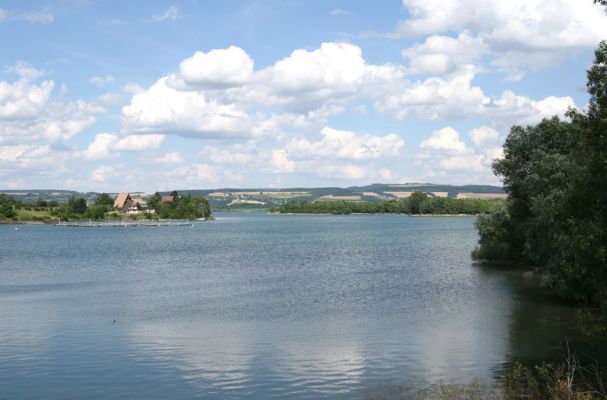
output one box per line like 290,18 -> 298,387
1,0 -> 605,191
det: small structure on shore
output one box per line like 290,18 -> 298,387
161,195 -> 175,203
113,192 -> 131,209
113,192 -> 143,214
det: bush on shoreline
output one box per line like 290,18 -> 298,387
270,195 -> 504,215
364,357 -> 607,399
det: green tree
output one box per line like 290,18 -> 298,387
86,205 -> 107,220
147,192 -> 161,210
471,203 -> 512,262
67,196 -> 88,214
474,41 -> 607,334
198,197 -> 211,219
94,193 -> 114,207
407,192 -> 428,214
0,193 -> 16,219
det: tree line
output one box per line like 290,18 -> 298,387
0,191 -> 212,222
147,191 -> 211,220
270,192 -> 503,215
473,41 -> 607,336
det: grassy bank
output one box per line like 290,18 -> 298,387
12,208 -> 56,223
364,357 -> 607,399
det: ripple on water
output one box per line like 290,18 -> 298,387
0,214 -> 582,399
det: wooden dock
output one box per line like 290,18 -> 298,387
55,219 -> 193,228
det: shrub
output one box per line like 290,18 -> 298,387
472,203 -> 513,263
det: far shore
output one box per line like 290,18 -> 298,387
1,212 -> 481,223
268,211 -> 479,217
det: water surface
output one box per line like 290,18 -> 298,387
0,213 -> 580,399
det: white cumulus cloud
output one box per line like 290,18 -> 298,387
285,127 -> 404,160
90,165 -> 116,182
420,127 -> 467,154
113,134 -> 165,151
394,0 -> 607,78
83,133 -> 165,159
169,46 -> 254,89
253,42 -> 368,112
0,79 -> 54,120
83,132 -> 119,159
402,33 -> 486,74
121,77 -> 251,138
376,65 -> 575,124
0,78 -> 99,143
270,148 -> 296,173
469,126 -> 502,146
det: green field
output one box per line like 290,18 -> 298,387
14,208 -> 56,223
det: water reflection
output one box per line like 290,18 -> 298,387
127,318 -> 367,398
0,215 -> 596,399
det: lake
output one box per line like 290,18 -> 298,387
0,212 -> 582,399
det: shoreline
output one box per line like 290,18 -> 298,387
0,220 -> 47,225
2,213 -> 481,224
1,218 -> 213,225
268,212 -> 479,217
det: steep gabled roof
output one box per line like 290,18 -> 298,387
113,192 -> 130,208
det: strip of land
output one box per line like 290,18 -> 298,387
269,193 -> 504,215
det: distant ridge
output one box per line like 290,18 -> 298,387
1,183 -> 504,205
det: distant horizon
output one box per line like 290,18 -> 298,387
0,181 -> 505,194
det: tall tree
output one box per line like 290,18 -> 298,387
94,193 -> 114,207
474,41 -> 607,334
0,194 -> 16,218
407,191 -> 428,214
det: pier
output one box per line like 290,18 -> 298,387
55,219 -> 193,227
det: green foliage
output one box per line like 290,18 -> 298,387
588,42 -> 607,118
363,358 -> 606,399
94,193 -> 114,207
86,205 -> 107,220
471,203 -> 512,262
0,193 -> 16,219
408,191 -> 428,214
502,360 -> 603,400
147,192 -> 161,210
474,41 -> 607,335
73,193 -> 116,220
362,379 -> 495,400
270,196 -> 503,215
14,208 -> 54,222
67,196 -> 88,214
35,197 -> 48,207
153,193 -> 211,219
